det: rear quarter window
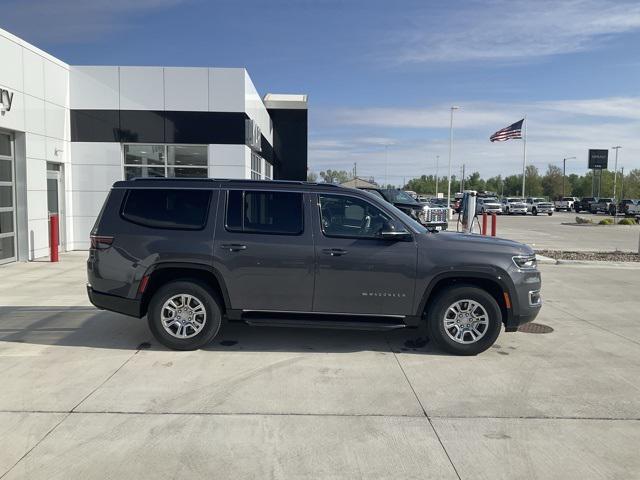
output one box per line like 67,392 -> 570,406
121,189 -> 211,230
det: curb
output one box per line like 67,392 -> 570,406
537,256 -> 640,268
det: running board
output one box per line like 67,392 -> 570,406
243,318 -> 406,331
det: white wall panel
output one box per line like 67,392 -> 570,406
71,164 -> 122,192
70,216 -> 97,250
27,218 -> 50,260
26,190 -> 48,221
70,66 -> 119,110
45,101 -> 68,140
119,67 -> 164,110
208,144 -> 246,167
0,35 -> 23,90
209,68 -> 245,112
70,191 -> 110,218
43,60 -> 68,107
164,67 -> 208,111
70,142 -> 122,166
45,138 -> 67,163
25,133 -> 46,160
23,49 -> 45,99
25,157 -> 47,192
23,94 -> 46,135
244,71 -> 272,144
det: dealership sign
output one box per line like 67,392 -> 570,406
588,149 -> 608,169
0,88 -> 13,112
245,118 -> 262,153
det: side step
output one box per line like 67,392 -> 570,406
243,318 -> 406,331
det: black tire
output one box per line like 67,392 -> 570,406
147,280 -> 222,350
427,285 -> 502,356
532,208 -> 538,216
548,212 -> 553,216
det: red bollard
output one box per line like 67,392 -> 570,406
49,213 -> 59,262
481,212 -> 488,235
491,213 -> 497,237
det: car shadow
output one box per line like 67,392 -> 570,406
0,306 -> 449,355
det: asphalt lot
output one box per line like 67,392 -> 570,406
452,210 -> 639,252
0,251 -> 639,479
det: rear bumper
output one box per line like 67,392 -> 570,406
87,285 -> 142,318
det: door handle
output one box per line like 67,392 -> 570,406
221,244 -> 247,252
322,248 -> 348,256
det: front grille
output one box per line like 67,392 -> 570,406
422,208 -> 447,224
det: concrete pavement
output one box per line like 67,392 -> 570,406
0,252 -> 639,479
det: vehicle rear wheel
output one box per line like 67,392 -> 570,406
548,212 -> 553,216
427,286 -> 502,355
148,280 -> 222,350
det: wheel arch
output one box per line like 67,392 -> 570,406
417,271 -> 516,327
140,262 -> 231,317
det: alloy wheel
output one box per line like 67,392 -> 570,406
443,299 -> 489,344
161,294 -> 207,339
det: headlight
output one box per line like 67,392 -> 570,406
512,254 -> 537,270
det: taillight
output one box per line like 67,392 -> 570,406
90,235 -> 114,249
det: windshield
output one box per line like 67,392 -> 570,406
601,198 -> 613,202
507,198 -> 523,202
533,198 -> 546,202
383,189 -> 419,204
483,197 -> 498,202
562,197 -> 573,201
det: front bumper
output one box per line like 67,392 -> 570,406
504,270 -> 542,332
87,285 -> 143,318
507,206 -> 527,214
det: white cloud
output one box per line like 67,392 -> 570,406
393,0 -> 640,63
309,96 -> 640,183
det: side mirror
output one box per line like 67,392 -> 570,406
381,230 -> 411,240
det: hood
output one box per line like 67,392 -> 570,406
422,231 -> 533,256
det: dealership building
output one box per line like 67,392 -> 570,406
0,27 -> 308,265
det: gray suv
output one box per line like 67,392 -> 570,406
87,179 -> 542,355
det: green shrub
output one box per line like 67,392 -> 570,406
575,216 -> 593,224
599,218 -> 613,225
618,218 -> 637,225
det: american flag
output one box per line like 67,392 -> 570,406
490,119 -> 524,142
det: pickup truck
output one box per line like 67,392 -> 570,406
609,199 -> 639,216
574,197 -> 598,213
525,198 -> 554,216
554,197 -> 578,212
590,198 -> 615,214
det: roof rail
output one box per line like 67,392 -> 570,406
127,177 -> 343,187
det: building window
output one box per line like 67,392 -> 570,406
264,161 -> 273,180
250,152 -> 262,180
123,144 -> 208,180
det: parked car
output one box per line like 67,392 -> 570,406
404,190 -> 418,200
554,196 -> 578,212
590,198 -> 615,214
501,197 -> 528,215
574,197 -> 598,213
609,199 -> 637,216
88,178 -> 542,355
359,187 -> 448,231
476,197 -> 502,214
624,200 -> 640,217
525,197 -> 554,216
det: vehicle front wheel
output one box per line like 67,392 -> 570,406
427,286 -> 502,355
147,280 -> 222,350
532,208 -> 538,216
548,212 -> 553,216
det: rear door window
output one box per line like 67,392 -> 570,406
225,190 -> 303,235
121,189 -> 211,230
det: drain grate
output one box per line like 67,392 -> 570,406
518,323 -> 554,334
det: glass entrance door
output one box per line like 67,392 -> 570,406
47,163 -> 65,251
0,131 -> 16,265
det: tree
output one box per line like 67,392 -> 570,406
319,169 -> 351,184
542,164 -> 564,199
524,165 -> 542,197
307,171 -> 318,182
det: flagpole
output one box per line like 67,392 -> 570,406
521,115 -> 527,198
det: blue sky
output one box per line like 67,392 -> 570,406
3,0 -> 640,185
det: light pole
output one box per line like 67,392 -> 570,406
447,106 -> 459,217
562,156 -> 576,197
435,155 -> 439,196
612,146 -> 621,199
384,144 -> 389,188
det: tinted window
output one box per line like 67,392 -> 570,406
121,189 -> 211,229
319,194 -> 394,239
226,190 -> 303,235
